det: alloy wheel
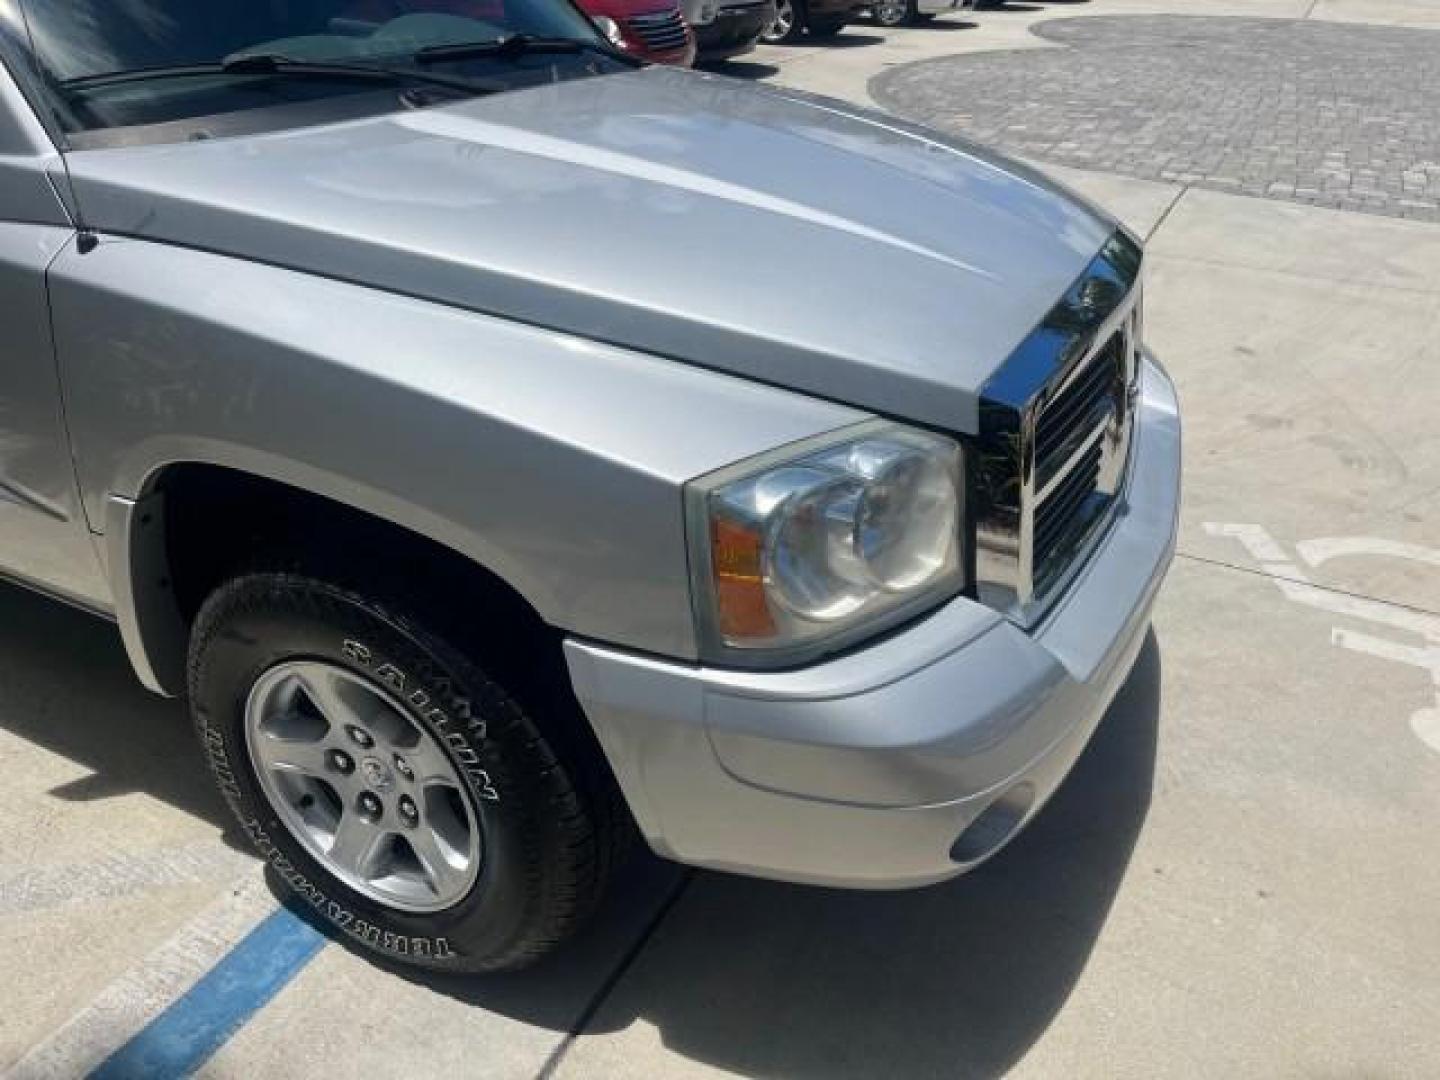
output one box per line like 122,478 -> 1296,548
244,660 -> 483,913
764,0 -> 796,41
872,0 -> 909,25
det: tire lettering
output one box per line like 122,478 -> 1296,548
333,641 -> 498,805
342,639 -> 372,665
237,817 -> 454,958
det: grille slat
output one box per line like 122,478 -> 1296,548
1034,359 -> 1114,465
626,8 -> 689,49
1034,336 -> 1122,469
1033,443 -> 1101,569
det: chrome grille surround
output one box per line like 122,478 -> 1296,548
974,231 -> 1144,627
626,7 -> 690,50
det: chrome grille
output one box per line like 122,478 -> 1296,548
1030,330 -> 1128,591
974,231 -> 1144,626
626,8 -> 690,50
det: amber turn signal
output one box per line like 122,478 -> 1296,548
711,516 -> 777,641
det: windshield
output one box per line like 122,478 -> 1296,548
16,0 -> 615,140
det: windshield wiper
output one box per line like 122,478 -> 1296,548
414,35 -> 601,64
61,54 -> 505,97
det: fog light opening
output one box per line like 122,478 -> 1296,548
949,782 -> 1036,865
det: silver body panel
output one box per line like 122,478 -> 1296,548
0,63 -> 110,609
50,239 -> 864,659
62,67 -> 1113,433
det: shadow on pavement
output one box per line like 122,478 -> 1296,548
0,581 -> 233,833
0,571 -> 1158,1076
387,630 -> 1164,1077
782,31 -> 886,48
696,59 -> 782,79
862,16 -> 978,29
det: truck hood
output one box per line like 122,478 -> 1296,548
63,66 -> 1114,432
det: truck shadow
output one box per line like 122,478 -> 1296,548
397,630 -> 1163,1077
0,576 -> 1158,1075
0,581 -> 234,834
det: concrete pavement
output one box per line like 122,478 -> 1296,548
4,1 -> 1440,1077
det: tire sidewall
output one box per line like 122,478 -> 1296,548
191,574 -> 546,970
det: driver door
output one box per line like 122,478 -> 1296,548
0,52 -> 110,610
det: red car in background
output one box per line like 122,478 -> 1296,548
344,0 -> 694,66
581,0 -> 696,66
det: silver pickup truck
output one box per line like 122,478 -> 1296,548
0,0 -> 1179,971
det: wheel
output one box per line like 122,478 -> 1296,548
189,571 -> 625,972
871,0 -> 915,27
761,0 -> 805,43
807,13 -> 849,35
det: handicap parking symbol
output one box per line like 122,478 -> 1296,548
1205,523 -> 1440,755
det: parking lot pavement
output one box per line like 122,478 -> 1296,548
871,16 -> 1440,220
3,2 -> 1439,1078
0,586 -> 242,1072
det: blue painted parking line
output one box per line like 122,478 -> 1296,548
88,908 -> 325,1080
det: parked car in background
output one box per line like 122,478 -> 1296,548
584,0 -> 697,65
760,0 -> 861,43
870,0 -> 972,27
684,0 -> 776,61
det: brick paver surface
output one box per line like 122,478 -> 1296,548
870,15 -> 1440,221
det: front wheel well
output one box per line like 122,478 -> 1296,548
127,465 -> 562,712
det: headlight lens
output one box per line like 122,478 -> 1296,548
688,423 -> 965,664
591,15 -> 626,48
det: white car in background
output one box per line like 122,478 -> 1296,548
871,0 -> 974,28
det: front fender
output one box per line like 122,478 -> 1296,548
50,239 -> 864,672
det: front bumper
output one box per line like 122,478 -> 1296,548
565,353 -> 1180,889
695,1 -> 775,59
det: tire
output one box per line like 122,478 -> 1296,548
761,0 -> 806,43
871,0 -> 914,27
189,571 -> 624,972
807,13 -> 849,35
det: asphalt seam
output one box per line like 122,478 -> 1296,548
1176,550 -> 1440,618
1145,183 -> 1190,243
535,869 -> 696,1080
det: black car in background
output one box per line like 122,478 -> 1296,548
686,0 -> 777,58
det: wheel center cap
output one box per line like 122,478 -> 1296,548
360,756 -> 394,792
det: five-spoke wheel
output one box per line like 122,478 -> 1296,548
245,660 -> 481,912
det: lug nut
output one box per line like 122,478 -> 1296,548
357,792 -> 383,819
398,795 -> 419,828
328,749 -> 354,774
346,725 -> 374,749
393,755 -> 414,781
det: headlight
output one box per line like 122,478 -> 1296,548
687,422 -> 965,665
592,15 -> 626,48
